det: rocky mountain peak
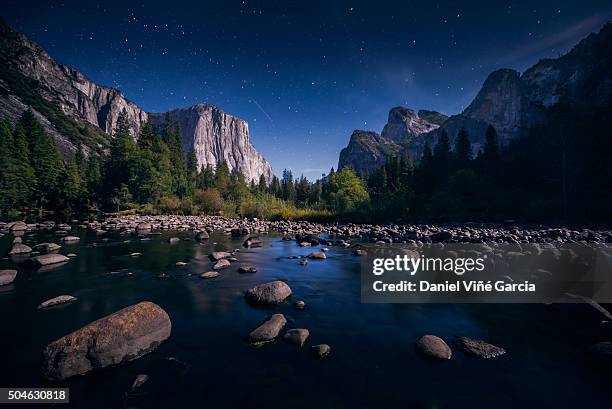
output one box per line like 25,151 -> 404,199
381,106 -> 441,142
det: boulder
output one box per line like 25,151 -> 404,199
9,221 -> 27,231
454,336 -> 506,359
195,231 -> 210,240
8,243 -> 32,255
245,281 -> 292,305
209,251 -> 232,261
238,265 -> 257,274
213,259 -> 231,270
283,328 -> 310,347
416,335 -> 452,360
12,236 -> 22,244
293,300 -> 306,310
0,270 -> 17,286
61,236 -> 80,243
311,344 -> 331,358
38,295 -> 78,309
243,237 -> 263,248
33,243 -> 61,253
308,251 -> 326,260
42,301 -> 171,381
168,237 -> 180,244
31,254 -> 70,266
200,271 -> 219,279
248,314 -> 287,344
136,223 -> 152,231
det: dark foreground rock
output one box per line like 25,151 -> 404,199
248,314 -> 287,344
245,281 -> 292,305
283,328 -> 310,347
42,301 -> 171,381
311,344 -> 331,358
416,335 -> 452,360
38,295 -> 78,309
0,270 -> 17,286
454,336 -> 506,359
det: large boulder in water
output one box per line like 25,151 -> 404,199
245,281 -> 292,305
42,301 -> 171,381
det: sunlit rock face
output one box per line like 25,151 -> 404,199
151,104 -> 273,183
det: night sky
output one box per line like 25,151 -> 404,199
3,1 -> 612,180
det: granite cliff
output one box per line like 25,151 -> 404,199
0,19 -> 272,181
339,21 -> 612,172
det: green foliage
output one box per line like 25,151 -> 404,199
325,167 -> 369,212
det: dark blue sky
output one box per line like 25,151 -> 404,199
3,1 -> 612,179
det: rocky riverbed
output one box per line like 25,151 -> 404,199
0,216 -> 611,409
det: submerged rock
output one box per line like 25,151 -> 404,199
243,237 -> 263,248
200,271 -> 219,279
416,335 -> 452,360
245,280 -> 292,305
308,251 -> 327,260
293,300 -> 306,310
33,243 -> 61,253
248,314 -> 287,344
31,254 -> 70,266
38,295 -> 78,309
283,328 -> 310,347
238,265 -> 257,274
454,336 -> 506,359
130,374 -> 149,392
0,270 -> 17,286
311,344 -> 331,358
168,237 -> 180,244
591,342 -> 612,362
42,301 -> 171,381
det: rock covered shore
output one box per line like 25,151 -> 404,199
80,215 -> 611,244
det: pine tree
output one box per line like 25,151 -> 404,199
257,174 -> 267,193
214,161 -> 230,195
197,164 -> 215,190
296,175 -> 311,205
186,148 -> 199,191
417,142 -> 436,195
12,124 -> 37,209
454,127 -> 472,169
433,130 -> 452,184
138,120 -> 156,150
481,125 -> 500,173
269,175 -> 282,198
281,169 -> 296,203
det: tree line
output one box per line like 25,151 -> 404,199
1,101 -> 609,223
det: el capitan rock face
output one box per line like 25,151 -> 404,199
150,105 -> 273,183
0,20 -> 273,181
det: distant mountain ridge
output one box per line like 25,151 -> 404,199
0,19 -> 272,182
339,21 -> 612,174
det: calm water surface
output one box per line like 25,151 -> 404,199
0,228 -> 610,409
